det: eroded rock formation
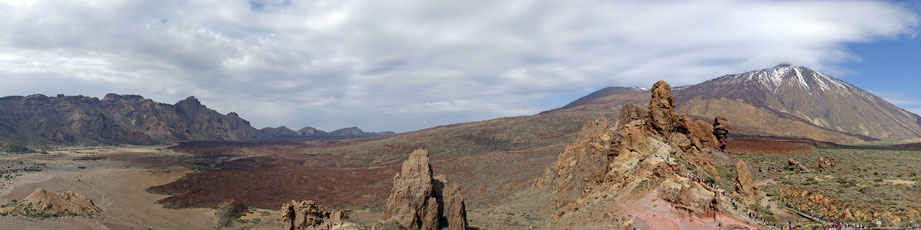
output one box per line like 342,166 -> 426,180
379,149 -> 468,230
817,156 -> 837,171
537,80 -> 723,219
734,159 -> 759,199
281,200 -> 349,230
0,188 -> 100,217
713,116 -> 729,150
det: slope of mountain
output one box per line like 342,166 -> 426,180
551,87 -> 648,112
328,127 -> 394,137
551,64 -> 921,143
0,94 -> 264,146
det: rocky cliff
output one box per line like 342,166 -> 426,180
0,94 -> 264,145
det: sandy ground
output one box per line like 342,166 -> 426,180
884,179 -> 917,185
0,147 -> 220,230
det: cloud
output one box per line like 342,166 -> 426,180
908,108 -> 921,116
873,91 -> 921,116
873,91 -> 921,106
0,0 -> 918,132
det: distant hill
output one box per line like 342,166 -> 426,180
259,126 -> 393,139
550,64 -> 921,143
0,94 -> 264,146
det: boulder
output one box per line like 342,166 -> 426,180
817,156 -> 837,171
280,200 -> 348,230
734,160 -> 759,198
787,159 -> 808,171
662,180 -> 720,216
380,149 -> 468,230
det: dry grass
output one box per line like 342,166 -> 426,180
738,147 -> 921,227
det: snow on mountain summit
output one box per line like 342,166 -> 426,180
706,64 -> 855,95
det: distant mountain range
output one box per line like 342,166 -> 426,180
259,126 -> 395,138
550,64 -> 921,143
0,94 -> 392,147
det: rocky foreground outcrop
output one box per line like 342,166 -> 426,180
0,188 -> 100,217
280,200 -> 353,230
536,80 -> 724,219
379,149 -> 468,230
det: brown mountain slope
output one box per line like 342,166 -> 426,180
549,87 -> 648,112
550,64 -> 920,143
0,94 -> 264,145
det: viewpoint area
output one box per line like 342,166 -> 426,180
1,1 -> 921,230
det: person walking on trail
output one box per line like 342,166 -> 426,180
712,116 -> 729,151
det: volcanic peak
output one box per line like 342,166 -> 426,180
706,64 -> 855,94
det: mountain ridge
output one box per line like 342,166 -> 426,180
258,125 -> 394,138
0,93 -> 264,146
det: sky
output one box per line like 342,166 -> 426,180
0,0 -> 919,133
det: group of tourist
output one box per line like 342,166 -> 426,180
785,203 -> 881,230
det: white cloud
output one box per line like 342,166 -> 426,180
0,0 -> 917,132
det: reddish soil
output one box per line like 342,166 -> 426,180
147,111 -> 596,213
619,190 -> 764,230
725,138 -> 834,155
147,153 -> 400,210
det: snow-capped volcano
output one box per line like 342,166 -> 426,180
552,64 -> 921,143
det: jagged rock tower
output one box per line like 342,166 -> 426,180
380,149 -> 468,230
